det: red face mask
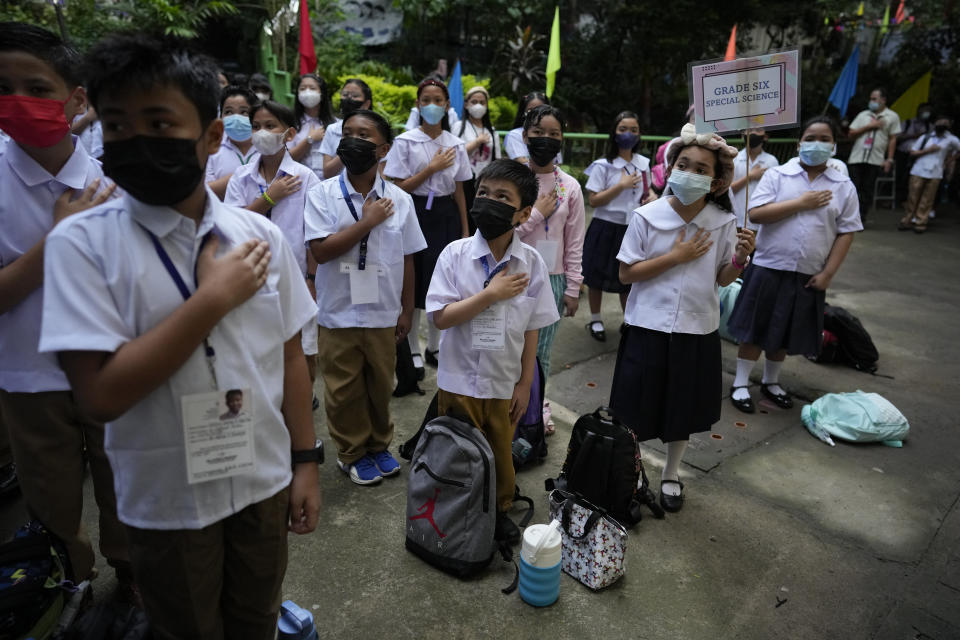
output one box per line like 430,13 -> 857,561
0,93 -> 73,148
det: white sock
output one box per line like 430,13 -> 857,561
590,312 -> 602,323
661,440 -> 688,495
427,322 -> 441,352
762,359 -> 785,395
732,358 -> 755,401
407,309 -> 422,360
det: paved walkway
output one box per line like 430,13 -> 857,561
2,205 -> 958,639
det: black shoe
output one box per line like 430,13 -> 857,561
0,463 -> 19,499
760,383 -> 794,409
730,386 -> 755,413
424,349 -> 439,368
897,221 -> 914,231
494,511 -> 521,546
586,321 -> 606,342
411,352 -> 425,381
659,480 -> 684,513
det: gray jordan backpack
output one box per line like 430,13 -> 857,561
405,414 -> 497,577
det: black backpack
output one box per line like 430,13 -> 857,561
820,305 -> 879,373
546,407 -> 664,527
0,521 -> 70,640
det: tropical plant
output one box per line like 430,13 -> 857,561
500,25 -> 546,94
113,0 -> 238,39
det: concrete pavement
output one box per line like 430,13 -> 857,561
2,204 -> 958,639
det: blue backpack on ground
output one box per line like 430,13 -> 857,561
801,391 -> 910,447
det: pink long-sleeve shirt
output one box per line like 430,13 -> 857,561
516,167 -> 585,299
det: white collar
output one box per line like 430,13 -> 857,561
639,198 -> 733,231
128,186 -> 220,239
8,136 -> 90,189
337,168 -> 386,200
782,159 -> 846,183
467,230 -> 529,266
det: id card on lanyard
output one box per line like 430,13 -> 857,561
472,255 -> 509,351
141,225 -> 256,484
340,174 -> 381,305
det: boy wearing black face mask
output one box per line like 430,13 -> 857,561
728,127 -> 779,230
305,110 -> 426,486
0,21 -> 130,594
900,116 -> 960,233
38,33 -> 321,636
426,159 -> 559,542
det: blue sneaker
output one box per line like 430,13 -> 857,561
371,450 -> 400,477
337,456 -> 382,485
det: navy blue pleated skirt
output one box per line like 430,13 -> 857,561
582,217 -> 630,294
609,326 -> 722,443
726,264 -> 825,357
412,194 -> 461,309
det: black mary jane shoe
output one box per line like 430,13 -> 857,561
411,352 -> 426,382
760,383 -> 794,409
424,348 -> 439,368
659,480 -> 685,513
730,386 -> 755,414
586,322 -> 606,342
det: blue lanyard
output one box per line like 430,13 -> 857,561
479,255 -> 508,288
339,174 -> 371,271
141,225 -> 219,385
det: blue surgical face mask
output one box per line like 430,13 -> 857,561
420,103 -> 446,126
798,141 -> 834,166
868,101 -> 880,112
223,113 -> 252,142
667,169 -> 714,205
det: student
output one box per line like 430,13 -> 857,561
225,100 -> 321,387
514,105 -> 585,433
729,127 -> 779,229
456,85 -> 502,214
846,88 -> 901,222
0,21 -> 129,592
610,123 -> 753,512
206,85 -> 259,200
288,73 -> 336,178
728,116 -> 861,413
319,78 -> 372,178
402,75 -> 460,132
427,159 -> 559,541
582,110 -> 651,341
384,78 -> 472,374
40,33 -> 321,637
306,109 -> 426,485
217,70 -> 230,90
72,99 -> 103,159
249,72 -> 273,103
503,92 -> 560,165
898,115 -> 960,233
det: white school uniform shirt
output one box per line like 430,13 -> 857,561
383,129 -> 472,196
618,197 -> 737,335
39,188 -> 315,529
0,138 -> 103,393
318,119 -> 343,162
729,148 -> 779,229
289,115 -> 336,178
77,119 -> 103,159
426,232 -> 559,400
205,136 -> 259,184
584,154 -> 652,225
403,106 -> 461,131
785,156 -> 849,177
848,107 -> 902,166
304,170 -> 426,328
456,119 -> 501,177
224,152 -> 320,277
750,162 -> 862,275
503,127 -> 562,164
910,131 -> 960,179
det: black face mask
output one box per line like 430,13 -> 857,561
526,136 -> 562,166
470,197 -> 517,240
102,135 -> 205,206
935,125 -> 948,136
340,98 -> 363,117
337,136 -> 379,175
747,134 -> 765,149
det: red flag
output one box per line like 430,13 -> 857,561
894,0 -> 905,24
298,0 -> 316,75
724,25 -> 737,61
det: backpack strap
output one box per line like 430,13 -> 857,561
512,487 -> 535,528
560,496 -> 604,540
499,543 -> 519,595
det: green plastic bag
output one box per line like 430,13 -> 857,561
801,390 -> 909,447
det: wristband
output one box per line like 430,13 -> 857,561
732,254 -> 749,270
262,192 -> 277,206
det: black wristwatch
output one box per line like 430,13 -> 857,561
292,439 -> 324,466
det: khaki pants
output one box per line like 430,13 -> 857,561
126,488 -> 290,640
0,389 -> 128,581
902,175 -> 941,228
317,326 -> 396,464
437,390 -> 515,511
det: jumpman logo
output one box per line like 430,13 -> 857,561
409,488 -> 446,538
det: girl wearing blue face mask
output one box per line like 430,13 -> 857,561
384,78 -> 472,375
206,85 -> 259,200
582,111 -> 652,341
727,116 -> 861,415
610,124 -> 754,513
